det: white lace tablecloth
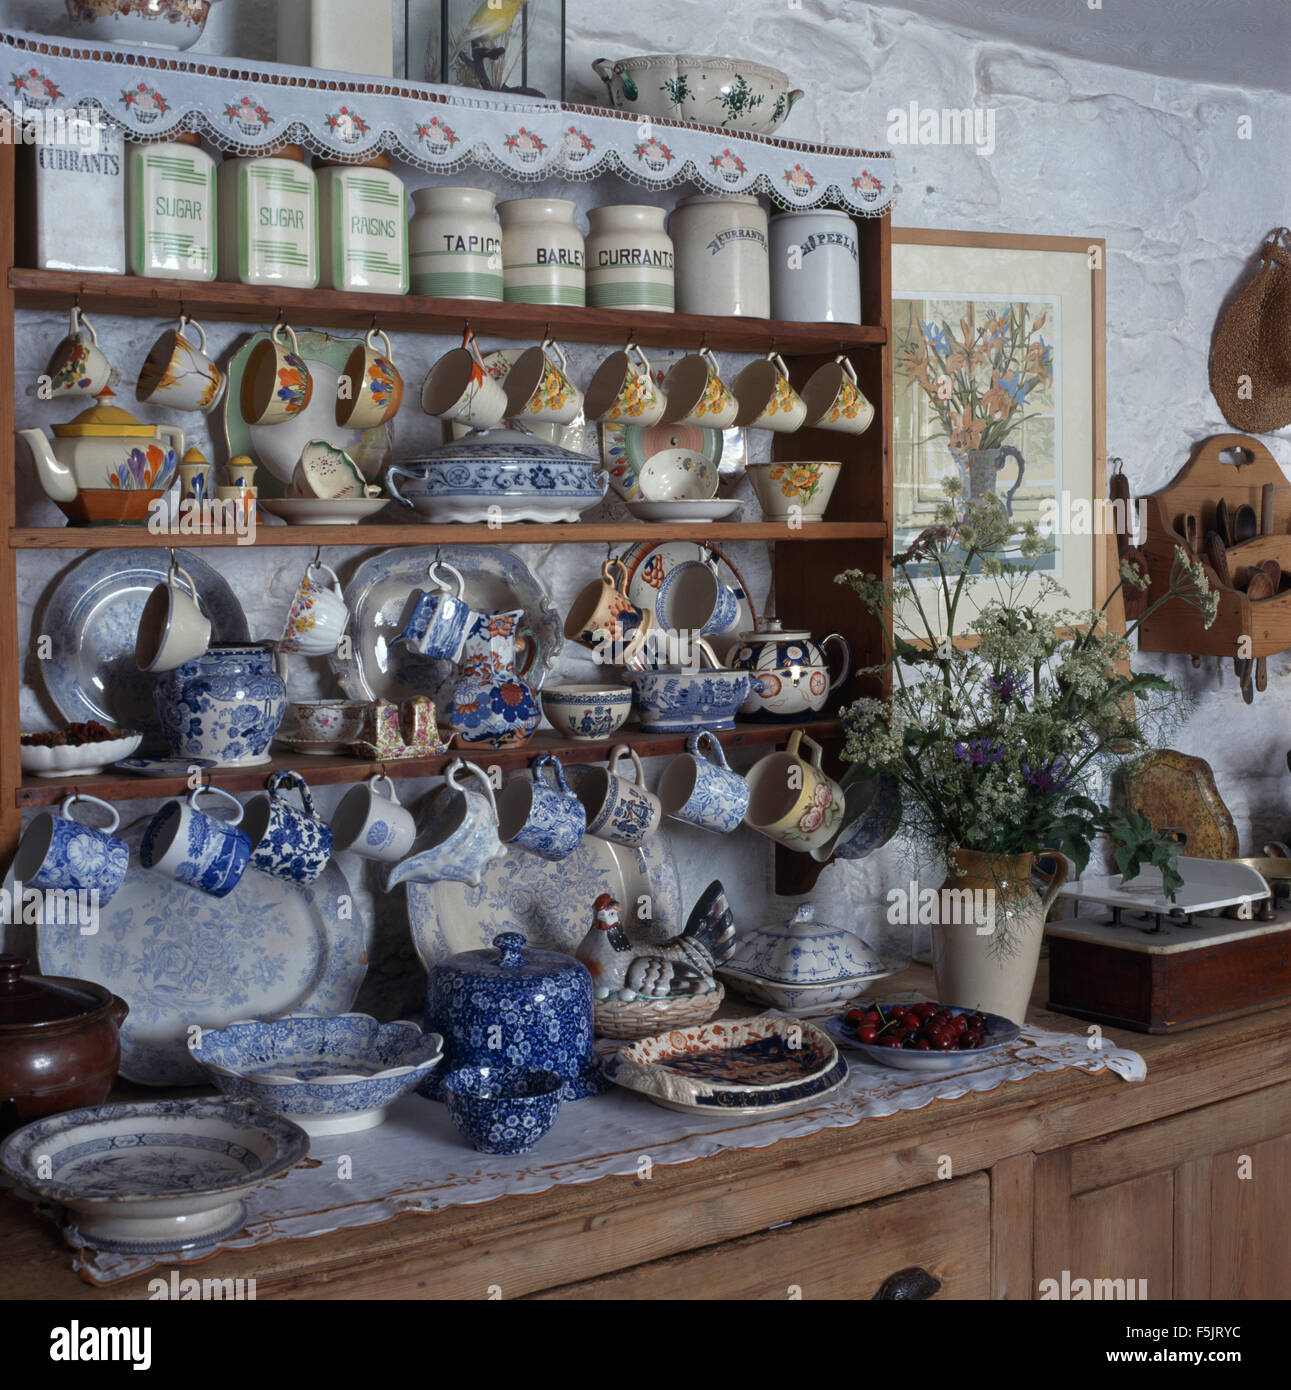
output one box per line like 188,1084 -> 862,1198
17,1021 -> 1143,1285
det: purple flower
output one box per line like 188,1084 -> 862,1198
987,669 -> 1028,704
954,737 -> 1003,768
1023,757 -> 1070,795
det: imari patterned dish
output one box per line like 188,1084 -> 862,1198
604,1016 -> 847,1115
189,1015 -> 444,1136
0,1098 -> 308,1253
441,1065 -> 564,1155
35,816 -> 370,1086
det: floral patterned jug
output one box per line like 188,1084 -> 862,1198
446,608 -> 540,749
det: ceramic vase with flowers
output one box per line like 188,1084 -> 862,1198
837,483 -> 1218,1024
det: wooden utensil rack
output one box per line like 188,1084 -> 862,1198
1137,433 -> 1291,660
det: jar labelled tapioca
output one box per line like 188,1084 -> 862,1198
410,186 -> 503,300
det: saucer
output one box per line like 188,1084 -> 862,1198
115,756 -> 217,777
259,497 -> 390,525
626,499 -> 743,524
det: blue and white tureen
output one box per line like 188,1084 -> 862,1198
717,903 -> 901,1016
386,426 -> 608,524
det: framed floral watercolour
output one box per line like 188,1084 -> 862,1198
891,229 -> 1109,621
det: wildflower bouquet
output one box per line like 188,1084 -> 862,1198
837,483 -> 1217,898
897,304 -> 1052,455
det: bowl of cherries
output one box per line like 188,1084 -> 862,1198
20,722 -> 143,778
825,1000 -> 1021,1072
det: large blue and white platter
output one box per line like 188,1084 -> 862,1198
330,544 -> 562,709
38,549 -> 249,738
33,817 -> 370,1086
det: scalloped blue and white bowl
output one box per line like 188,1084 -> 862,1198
189,1014 -> 443,1136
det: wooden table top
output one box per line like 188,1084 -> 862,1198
4,962 -> 1290,1299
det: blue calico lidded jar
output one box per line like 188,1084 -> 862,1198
423,933 -> 606,1101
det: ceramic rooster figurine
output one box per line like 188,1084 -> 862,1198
577,880 -> 736,1001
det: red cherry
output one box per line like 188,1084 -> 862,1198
857,1024 -> 879,1044
935,1035 -> 956,1050
888,1005 -> 908,1020
902,1013 -> 921,1031
915,1038 -> 933,1050
881,1035 -> 904,1048
843,1008 -> 866,1024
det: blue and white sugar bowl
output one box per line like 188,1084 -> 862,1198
423,932 -> 606,1101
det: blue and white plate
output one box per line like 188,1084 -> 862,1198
331,544 -> 562,709
34,816 -> 371,1086
825,1006 -> 1021,1073
38,549 -> 249,738
407,831 -> 683,967
114,756 -> 217,777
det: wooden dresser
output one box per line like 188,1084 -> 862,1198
2,961 -> 1288,1301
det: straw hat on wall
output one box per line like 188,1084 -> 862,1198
1209,228 -> 1291,434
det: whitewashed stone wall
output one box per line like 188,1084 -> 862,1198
6,1 -> 1290,1011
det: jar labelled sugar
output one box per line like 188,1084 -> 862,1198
317,154 -> 408,294
586,205 -> 674,312
409,186 -> 502,300
127,132 -> 217,282
498,197 -> 585,307
218,143 -> 319,288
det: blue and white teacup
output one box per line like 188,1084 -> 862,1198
497,754 -> 587,862
386,760 -> 506,890
391,559 -> 474,662
657,730 -> 750,833
655,558 -> 741,637
331,773 -> 417,863
13,794 -> 130,905
573,745 -> 661,846
139,785 -> 250,898
243,770 -> 334,884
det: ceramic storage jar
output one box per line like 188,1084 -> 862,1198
498,197 -> 586,307
316,154 -> 408,294
409,186 -> 503,300
28,115 -> 126,274
218,144 -> 319,288
769,210 -> 861,323
585,204 -> 674,312
670,193 -> 769,317
126,132 -> 217,281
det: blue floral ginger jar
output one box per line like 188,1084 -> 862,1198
423,932 -> 606,1101
154,643 -> 287,767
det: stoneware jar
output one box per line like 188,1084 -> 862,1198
498,197 -> 586,307
769,210 -> 862,323
153,643 -> 287,767
409,186 -> 503,300
669,194 -> 769,318
218,144 -> 319,288
126,132 -> 217,282
0,956 -> 128,1136
585,205 -> 674,312
423,932 -> 606,1101
728,620 -> 853,721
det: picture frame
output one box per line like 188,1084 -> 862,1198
890,228 -> 1113,628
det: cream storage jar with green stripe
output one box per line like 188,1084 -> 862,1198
127,132 -> 217,282
218,144 -> 319,288
498,198 -> 586,307
410,187 -> 502,301
586,205 -> 674,312
317,154 -> 408,294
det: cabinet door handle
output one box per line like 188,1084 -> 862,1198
871,1266 -> 942,1300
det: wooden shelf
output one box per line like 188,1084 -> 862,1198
8,521 -> 887,549
10,268 -> 886,354
14,720 -> 841,808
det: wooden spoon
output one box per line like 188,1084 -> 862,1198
1234,504 -> 1259,544
1215,498 -> 1232,548
1261,559 -> 1282,592
1247,567 -> 1275,694
1183,512 -> 1200,558
1205,530 -> 1234,589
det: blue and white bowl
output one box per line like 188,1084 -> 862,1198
541,684 -> 634,741
626,666 -> 755,733
441,1065 -> 563,1155
189,1014 -> 444,1136
386,428 -> 608,524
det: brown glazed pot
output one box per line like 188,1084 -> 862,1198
0,955 -> 128,1136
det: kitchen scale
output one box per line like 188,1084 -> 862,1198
1046,857 -> 1291,1033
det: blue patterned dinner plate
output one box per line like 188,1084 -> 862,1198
38,549 -> 249,738
34,817 -> 371,1086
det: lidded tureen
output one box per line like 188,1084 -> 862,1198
423,932 -> 606,1100
385,426 -> 607,524
717,903 -> 899,1015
